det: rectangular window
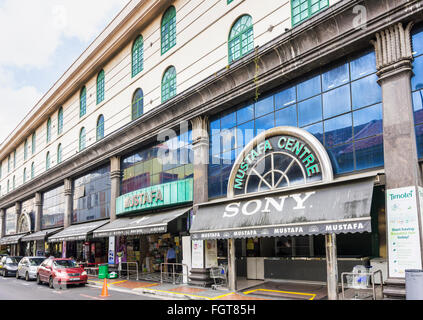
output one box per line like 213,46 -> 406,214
292,0 -> 329,27
42,185 -> 65,229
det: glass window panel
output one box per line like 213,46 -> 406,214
324,113 -> 353,147
298,96 -> 322,127
322,63 -> 350,91
221,112 -> 237,130
412,55 -> 423,91
302,122 -> 324,144
255,113 -> 275,134
353,104 -> 383,140
323,84 -> 351,119
416,124 -> 423,159
413,90 -> 423,125
350,51 -> 377,81
297,75 -> 321,101
237,104 -> 254,125
221,128 -> 236,152
236,121 -> 255,149
255,95 -> 274,117
327,144 -> 355,174
275,105 -> 297,127
412,27 -> 423,57
355,136 -> 384,171
275,86 -> 296,110
351,74 -> 381,110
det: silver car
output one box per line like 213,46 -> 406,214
16,257 -> 46,281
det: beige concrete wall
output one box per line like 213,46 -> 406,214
0,0 -> 341,196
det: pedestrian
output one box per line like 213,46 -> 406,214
166,244 -> 176,265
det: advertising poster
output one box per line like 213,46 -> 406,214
387,187 -> 422,278
205,240 -> 218,268
108,236 -> 115,265
191,240 -> 204,269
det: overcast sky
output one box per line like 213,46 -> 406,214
0,0 -> 129,145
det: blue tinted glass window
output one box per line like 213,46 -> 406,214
416,124 -> 423,159
237,104 -> 254,125
352,74 -> 381,109
275,86 -> 296,109
327,144 -> 355,174
275,105 -> 297,127
322,63 -> 350,91
412,27 -> 423,57
413,90 -> 423,125
350,51 -> 377,80
298,96 -> 322,127
221,128 -> 236,152
355,136 -> 384,171
255,113 -> 275,134
412,55 -> 423,91
255,96 -> 274,117
237,121 -> 255,149
323,84 -> 351,119
324,113 -> 353,147
210,118 -> 220,135
302,122 -> 324,144
221,112 -> 236,130
354,104 -> 383,140
210,134 -> 222,156
297,75 -> 321,101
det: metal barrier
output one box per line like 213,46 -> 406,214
160,263 -> 188,285
119,262 -> 139,281
341,269 -> 383,300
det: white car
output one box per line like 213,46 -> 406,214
16,257 -> 46,281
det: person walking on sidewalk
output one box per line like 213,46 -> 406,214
166,244 -> 177,280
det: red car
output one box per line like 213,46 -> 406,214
36,258 -> 88,289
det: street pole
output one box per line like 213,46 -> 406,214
325,233 -> 338,300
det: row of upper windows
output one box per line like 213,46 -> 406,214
0,1 -> 331,192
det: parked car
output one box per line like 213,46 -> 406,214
0,256 -> 23,277
36,258 -> 88,289
16,257 -> 46,281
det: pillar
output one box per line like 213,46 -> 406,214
110,156 -> 121,222
325,234 -> 338,300
228,238 -> 237,291
34,192 -> 42,232
64,178 -> 72,229
0,209 -> 4,239
14,202 -> 21,256
371,22 -> 423,296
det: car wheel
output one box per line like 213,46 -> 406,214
79,283 -> 86,287
4,270 -> 7,277
49,277 -> 54,289
36,274 -> 42,285
25,272 -> 29,281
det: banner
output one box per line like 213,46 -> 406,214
191,240 -> 204,269
205,240 -> 218,268
108,236 -> 115,265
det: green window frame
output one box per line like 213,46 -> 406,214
132,89 -> 144,120
46,152 -> 50,171
80,87 -> 87,117
161,6 -> 176,55
228,15 -> 254,64
58,107 -> 63,135
46,117 -> 52,143
57,144 -> 62,164
13,150 -> 16,169
23,168 -> 26,184
162,66 -> 177,103
31,162 -> 35,179
24,139 -> 28,161
96,115 -> 105,141
79,127 -> 86,151
291,0 -> 329,26
227,0 -> 234,3
97,70 -> 105,104
132,36 -> 144,77
32,132 -> 36,155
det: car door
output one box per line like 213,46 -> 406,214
39,261 -> 49,281
17,258 -> 25,277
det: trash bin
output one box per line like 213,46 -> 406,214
405,269 -> 423,300
99,264 -> 109,279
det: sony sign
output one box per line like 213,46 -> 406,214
223,192 -> 316,218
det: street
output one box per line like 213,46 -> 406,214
0,276 -> 164,300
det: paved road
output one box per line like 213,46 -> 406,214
0,275 -> 164,300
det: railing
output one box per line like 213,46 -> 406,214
341,270 -> 383,300
160,263 -> 188,285
119,261 -> 139,281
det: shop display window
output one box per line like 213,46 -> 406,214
42,185 -> 65,229
413,25 -> 423,158
5,206 -> 16,235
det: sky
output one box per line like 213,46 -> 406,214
0,0 -> 130,145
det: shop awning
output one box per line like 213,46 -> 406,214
21,227 -> 63,242
190,177 -> 375,240
48,220 -> 109,243
0,233 -> 29,245
92,207 -> 191,238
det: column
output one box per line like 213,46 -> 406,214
34,192 -> 42,232
64,178 -> 72,229
14,202 -> 21,256
110,156 -> 121,222
188,116 -> 213,287
371,22 -> 423,295
0,209 -> 5,239
325,234 -> 338,300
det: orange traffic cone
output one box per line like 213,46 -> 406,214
100,278 -> 109,297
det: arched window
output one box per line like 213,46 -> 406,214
13,150 -> 16,169
96,115 -> 105,141
12,176 -> 15,190
132,36 -> 144,77
46,117 -> 52,143
58,107 -> 64,135
228,15 -> 254,64
31,162 -> 35,179
79,127 -> 86,151
8,155 -> 10,172
24,139 -> 28,161
162,66 -> 176,103
23,168 -> 26,184
80,87 -> 87,117
161,6 -> 176,55
7,180 -> 9,193
46,152 -> 50,171
32,132 -> 36,155
132,89 -> 144,120
97,70 -> 105,104
57,144 -> 62,164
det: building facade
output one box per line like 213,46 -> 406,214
0,0 -> 423,299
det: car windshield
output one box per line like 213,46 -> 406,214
6,258 -> 18,264
29,258 -> 45,266
53,260 -> 76,268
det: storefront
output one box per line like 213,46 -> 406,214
20,227 -> 63,257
